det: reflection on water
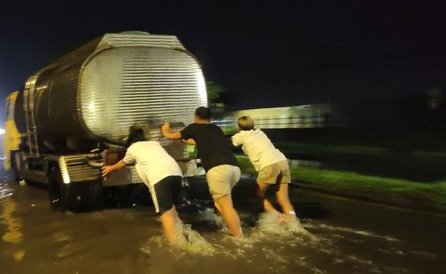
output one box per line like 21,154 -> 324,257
1,172 -> 445,274
0,181 -> 26,261
1,200 -> 24,244
0,178 -> 14,199
307,222 -> 399,242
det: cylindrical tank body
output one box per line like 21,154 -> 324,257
15,31 -> 207,151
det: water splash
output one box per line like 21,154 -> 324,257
176,224 -> 216,255
139,208 -> 418,274
250,212 -> 313,241
197,207 -> 226,230
140,209 -> 316,261
140,222 -> 216,256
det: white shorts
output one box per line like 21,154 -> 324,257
206,165 -> 241,200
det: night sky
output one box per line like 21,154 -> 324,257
1,0 -> 446,109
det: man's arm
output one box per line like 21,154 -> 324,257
230,136 -> 238,147
161,121 -> 182,140
101,160 -> 127,177
230,132 -> 242,147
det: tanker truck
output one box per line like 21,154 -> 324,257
3,31 -> 208,211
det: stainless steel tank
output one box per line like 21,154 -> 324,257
17,31 -> 207,150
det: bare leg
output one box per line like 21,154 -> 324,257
276,183 -> 296,220
172,207 -> 182,224
214,200 -> 223,214
160,206 -> 184,245
214,194 -> 243,238
257,181 -> 281,214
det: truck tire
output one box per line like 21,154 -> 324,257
67,181 -> 104,212
10,151 -> 22,184
48,166 -> 104,212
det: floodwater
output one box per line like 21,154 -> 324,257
1,171 -> 446,274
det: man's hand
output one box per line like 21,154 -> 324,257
101,160 -> 126,180
185,138 -> 196,145
161,121 -> 182,140
101,166 -> 114,177
161,121 -> 170,136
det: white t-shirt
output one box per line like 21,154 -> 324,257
231,129 -> 286,171
123,141 -> 182,186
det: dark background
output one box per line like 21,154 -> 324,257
1,0 -> 446,109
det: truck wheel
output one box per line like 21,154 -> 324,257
67,181 -> 104,212
48,166 -> 104,212
10,151 -> 22,184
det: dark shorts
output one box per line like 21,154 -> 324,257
153,176 -> 182,214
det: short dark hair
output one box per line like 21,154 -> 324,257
195,106 -> 212,120
126,126 -> 146,146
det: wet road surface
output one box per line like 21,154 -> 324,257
1,170 -> 446,274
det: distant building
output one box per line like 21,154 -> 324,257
214,104 -> 347,134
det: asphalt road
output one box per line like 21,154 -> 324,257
1,170 -> 445,274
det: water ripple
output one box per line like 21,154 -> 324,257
0,182 -> 14,200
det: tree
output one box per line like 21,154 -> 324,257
206,81 -> 225,112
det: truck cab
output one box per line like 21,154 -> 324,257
3,91 -> 22,176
